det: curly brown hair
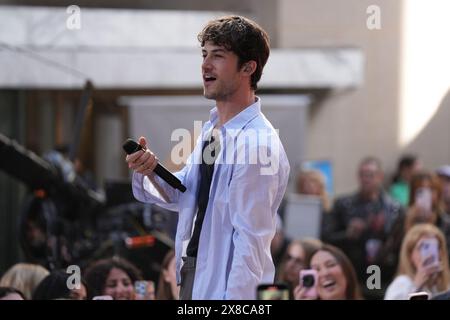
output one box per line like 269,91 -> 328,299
198,15 -> 270,90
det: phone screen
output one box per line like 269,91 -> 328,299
134,280 -> 155,300
420,238 -> 439,267
415,187 -> 432,211
256,284 -> 289,300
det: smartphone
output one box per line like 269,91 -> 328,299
420,238 -> 439,267
299,269 -> 318,299
256,283 -> 289,300
134,280 -> 155,300
92,295 -> 113,300
415,187 -> 432,212
408,292 -> 429,300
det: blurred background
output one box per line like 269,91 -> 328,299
0,0 -> 449,299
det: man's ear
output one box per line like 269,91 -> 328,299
242,61 -> 257,75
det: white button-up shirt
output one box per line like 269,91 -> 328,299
132,97 -> 290,299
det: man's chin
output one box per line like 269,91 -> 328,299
203,91 -> 216,100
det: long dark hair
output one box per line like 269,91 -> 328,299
83,256 -> 142,299
392,155 -> 418,183
156,250 -> 176,300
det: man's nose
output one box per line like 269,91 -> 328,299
202,56 -> 212,71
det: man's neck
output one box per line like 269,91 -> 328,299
215,90 -> 256,127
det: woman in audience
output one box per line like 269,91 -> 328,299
380,171 -> 450,284
271,213 -> 291,270
404,172 -> 446,232
294,244 -> 363,300
32,270 -> 88,300
276,239 -> 321,298
84,256 -> 142,300
296,169 -> 331,213
296,169 -> 334,241
384,223 -> 450,299
0,263 -> 49,300
156,250 -> 179,300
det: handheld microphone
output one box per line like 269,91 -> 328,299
123,139 -> 187,193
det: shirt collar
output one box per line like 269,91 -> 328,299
208,96 -> 261,132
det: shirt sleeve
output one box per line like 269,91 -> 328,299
225,147 -> 281,300
131,165 -> 189,212
384,275 -> 417,300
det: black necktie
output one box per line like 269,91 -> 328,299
186,134 -> 219,257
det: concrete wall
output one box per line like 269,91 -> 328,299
0,0 -> 278,46
278,0 -> 450,194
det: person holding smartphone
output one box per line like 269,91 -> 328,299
275,239 -> 321,299
404,172 -> 445,232
384,224 -> 450,300
294,244 -> 362,300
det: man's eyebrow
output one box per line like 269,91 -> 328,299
202,48 -> 227,54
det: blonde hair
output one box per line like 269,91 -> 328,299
296,170 -> 331,212
397,224 -> 450,292
0,263 -> 49,300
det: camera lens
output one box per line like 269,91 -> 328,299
302,275 -> 315,288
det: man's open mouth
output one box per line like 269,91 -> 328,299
203,75 -> 217,82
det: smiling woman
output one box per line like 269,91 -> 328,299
294,244 -> 363,300
83,256 -> 143,300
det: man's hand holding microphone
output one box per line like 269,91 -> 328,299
123,137 -> 187,194
125,137 -> 159,177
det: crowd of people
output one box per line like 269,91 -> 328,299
1,154 -> 449,300
274,155 -> 450,300
0,250 -> 178,300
